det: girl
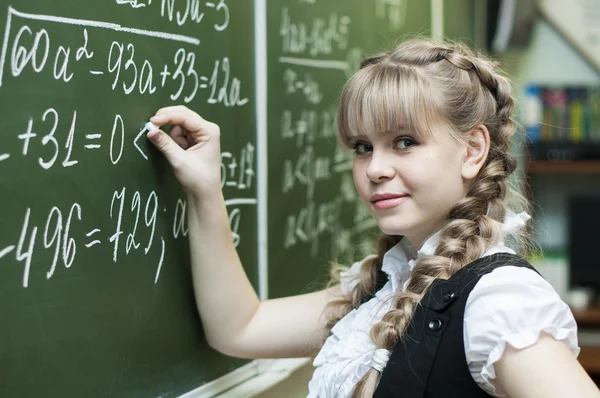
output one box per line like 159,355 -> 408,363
145,39 -> 600,397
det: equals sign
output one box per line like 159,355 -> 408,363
84,229 -> 101,248
84,134 -> 102,149
199,76 -> 208,89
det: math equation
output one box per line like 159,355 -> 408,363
0,1 -> 256,289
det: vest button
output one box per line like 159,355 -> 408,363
428,319 -> 443,331
443,292 -> 456,301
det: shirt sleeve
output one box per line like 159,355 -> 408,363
463,266 -> 580,397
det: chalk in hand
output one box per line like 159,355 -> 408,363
143,122 -> 160,134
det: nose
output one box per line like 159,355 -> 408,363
366,151 -> 396,182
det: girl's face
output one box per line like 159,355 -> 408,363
352,124 -> 469,249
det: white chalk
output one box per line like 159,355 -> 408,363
144,122 -> 160,133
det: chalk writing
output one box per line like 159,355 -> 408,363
272,1 -> 379,270
116,0 -> 151,9
0,4 -> 256,293
0,8 -> 248,107
375,0 -> 408,31
279,7 -> 351,56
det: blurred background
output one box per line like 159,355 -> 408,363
492,0 -> 600,386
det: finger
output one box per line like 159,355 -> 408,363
155,105 -> 188,116
146,129 -> 185,165
150,108 -> 215,136
169,125 -> 190,149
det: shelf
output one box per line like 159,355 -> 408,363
572,307 -> 600,324
572,307 -> 600,375
527,161 -> 600,174
578,346 -> 600,374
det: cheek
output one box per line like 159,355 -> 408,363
417,160 -> 465,203
399,163 -> 425,191
407,158 -> 457,195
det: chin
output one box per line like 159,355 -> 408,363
370,207 -> 416,236
375,221 -> 410,237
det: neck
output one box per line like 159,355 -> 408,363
405,226 -> 441,253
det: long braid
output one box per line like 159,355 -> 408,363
323,39 -> 525,397
323,234 -> 401,333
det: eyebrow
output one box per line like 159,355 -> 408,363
352,128 -> 423,141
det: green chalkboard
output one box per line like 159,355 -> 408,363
0,0 -> 444,395
443,0 -> 476,45
266,0 -> 432,298
0,1 -> 256,397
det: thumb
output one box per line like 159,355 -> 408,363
146,129 -> 185,164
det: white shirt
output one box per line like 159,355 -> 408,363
308,211 -> 579,397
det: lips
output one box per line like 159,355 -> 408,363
370,193 -> 409,210
370,193 -> 406,202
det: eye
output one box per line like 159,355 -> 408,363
395,138 -> 416,150
351,141 -> 373,155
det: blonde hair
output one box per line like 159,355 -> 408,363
323,38 -> 529,397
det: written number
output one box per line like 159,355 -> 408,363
170,48 -> 199,102
24,108 -> 80,170
10,25 -> 75,85
161,0 -> 229,30
45,203 -> 82,280
207,57 -> 249,107
109,187 -> 159,263
108,41 -> 156,96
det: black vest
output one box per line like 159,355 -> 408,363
373,253 -> 540,398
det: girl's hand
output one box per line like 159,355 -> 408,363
146,106 -> 221,197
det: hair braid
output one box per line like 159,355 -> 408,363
324,39 -> 528,397
323,234 -> 401,335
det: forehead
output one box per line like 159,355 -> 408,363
337,63 -> 446,147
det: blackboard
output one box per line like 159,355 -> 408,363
266,0 -> 431,298
0,1 -> 472,397
443,0 -> 476,45
0,1 -> 256,397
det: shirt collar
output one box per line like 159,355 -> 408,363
380,210 -> 530,292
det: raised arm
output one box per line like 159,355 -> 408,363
146,106 -> 338,358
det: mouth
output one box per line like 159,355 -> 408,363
370,193 -> 409,210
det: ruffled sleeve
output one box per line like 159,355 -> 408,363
463,265 -> 580,397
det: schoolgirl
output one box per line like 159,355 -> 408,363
146,38 -> 599,397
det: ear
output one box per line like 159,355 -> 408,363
461,124 -> 490,180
